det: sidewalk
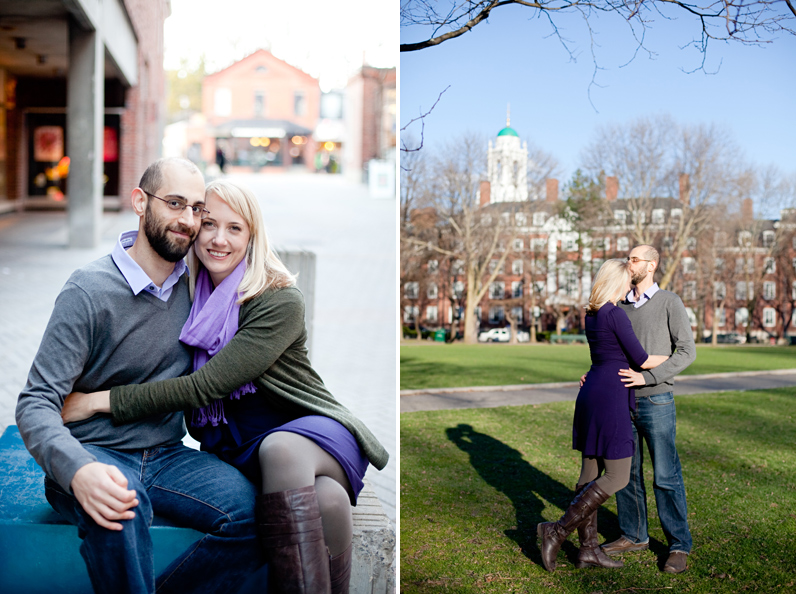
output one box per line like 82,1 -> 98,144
0,173 -> 396,524
400,369 -> 796,413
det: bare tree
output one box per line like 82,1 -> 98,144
401,1 -> 796,55
403,133 -> 526,343
580,115 -> 750,290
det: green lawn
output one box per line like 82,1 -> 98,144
400,389 -> 796,593
400,344 -> 796,390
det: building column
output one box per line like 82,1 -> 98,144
67,19 -> 104,248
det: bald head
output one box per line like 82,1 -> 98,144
138,158 -> 202,196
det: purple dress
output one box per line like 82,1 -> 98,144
572,302 -> 650,460
191,394 -> 369,506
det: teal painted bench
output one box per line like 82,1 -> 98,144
0,425 -> 393,593
0,425 -> 249,594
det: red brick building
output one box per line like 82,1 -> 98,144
198,49 -> 321,172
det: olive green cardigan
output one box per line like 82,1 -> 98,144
109,286 -> 389,470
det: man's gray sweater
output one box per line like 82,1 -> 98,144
16,255 -> 192,492
618,289 -> 696,397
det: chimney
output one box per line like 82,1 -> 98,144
480,180 -> 491,207
679,173 -> 690,204
546,178 -> 559,203
606,176 -> 618,202
742,198 -> 753,221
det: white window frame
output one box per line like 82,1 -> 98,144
533,212 -> 547,226
427,260 -> 439,274
763,281 -> 775,301
513,238 -> 524,251
735,307 -> 749,328
488,306 -> 505,324
427,283 -> 438,300
763,230 -> 775,248
404,282 -> 419,300
763,307 -> 776,328
403,305 -> 419,322
682,257 -> 696,274
512,281 -> 523,298
685,307 -> 697,327
738,231 -> 752,247
489,281 -> 505,300
764,257 -> 776,275
651,209 -> 665,224
512,259 -> 523,275
425,305 -> 438,323
614,210 -> 627,225
515,213 -> 527,227
511,306 -> 523,324
617,237 -> 629,252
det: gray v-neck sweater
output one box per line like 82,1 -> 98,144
618,289 -> 696,397
16,255 -> 192,492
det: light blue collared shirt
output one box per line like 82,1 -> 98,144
627,282 -> 660,308
111,230 -> 187,302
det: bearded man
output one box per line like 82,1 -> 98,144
599,244 -> 696,574
16,158 -> 260,594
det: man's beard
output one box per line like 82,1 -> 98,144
631,268 -> 648,286
144,203 -> 195,262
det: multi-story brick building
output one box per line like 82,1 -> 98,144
402,125 -> 796,343
0,0 -> 169,247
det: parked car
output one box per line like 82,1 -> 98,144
516,330 -> 530,342
702,333 -> 745,344
478,328 -> 511,343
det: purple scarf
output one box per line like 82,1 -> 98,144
180,259 -> 257,427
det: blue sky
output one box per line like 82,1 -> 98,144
400,5 -> 796,209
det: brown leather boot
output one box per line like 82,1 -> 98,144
256,486 -> 331,594
537,481 -> 611,572
572,483 -> 623,569
329,544 -> 352,594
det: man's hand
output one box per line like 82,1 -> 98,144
579,373 -> 588,388
619,368 -> 646,388
70,463 -> 139,531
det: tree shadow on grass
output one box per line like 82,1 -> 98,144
446,423 -> 668,569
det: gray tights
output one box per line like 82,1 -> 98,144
578,456 -> 632,496
258,431 -> 353,556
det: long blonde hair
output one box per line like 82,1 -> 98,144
188,180 -> 297,303
586,259 -> 629,313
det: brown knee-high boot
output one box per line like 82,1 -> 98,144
256,486 -> 331,594
537,481 -> 611,572
329,544 -> 352,594
573,483 -> 623,569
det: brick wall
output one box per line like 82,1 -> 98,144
119,0 -> 169,205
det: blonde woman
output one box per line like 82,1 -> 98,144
62,180 -> 388,594
537,259 -> 668,572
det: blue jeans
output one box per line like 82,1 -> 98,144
615,391 -> 692,553
45,443 -> 260,594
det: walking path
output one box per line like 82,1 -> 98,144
0,173 -> 396,524
400,369 -> 796,413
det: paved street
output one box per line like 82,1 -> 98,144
400,369 -> 796,413
0,172 -> 397,524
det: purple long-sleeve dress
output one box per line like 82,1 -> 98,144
572,302 -> 650,459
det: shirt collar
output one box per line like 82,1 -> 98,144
627,282 -> 659,304
112,230 -> 187,295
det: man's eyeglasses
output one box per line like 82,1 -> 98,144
627,257 -> 652,264
144,191 -> 210,219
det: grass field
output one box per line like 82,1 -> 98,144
400,344 -> 796,390
400,388 -> 796,593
